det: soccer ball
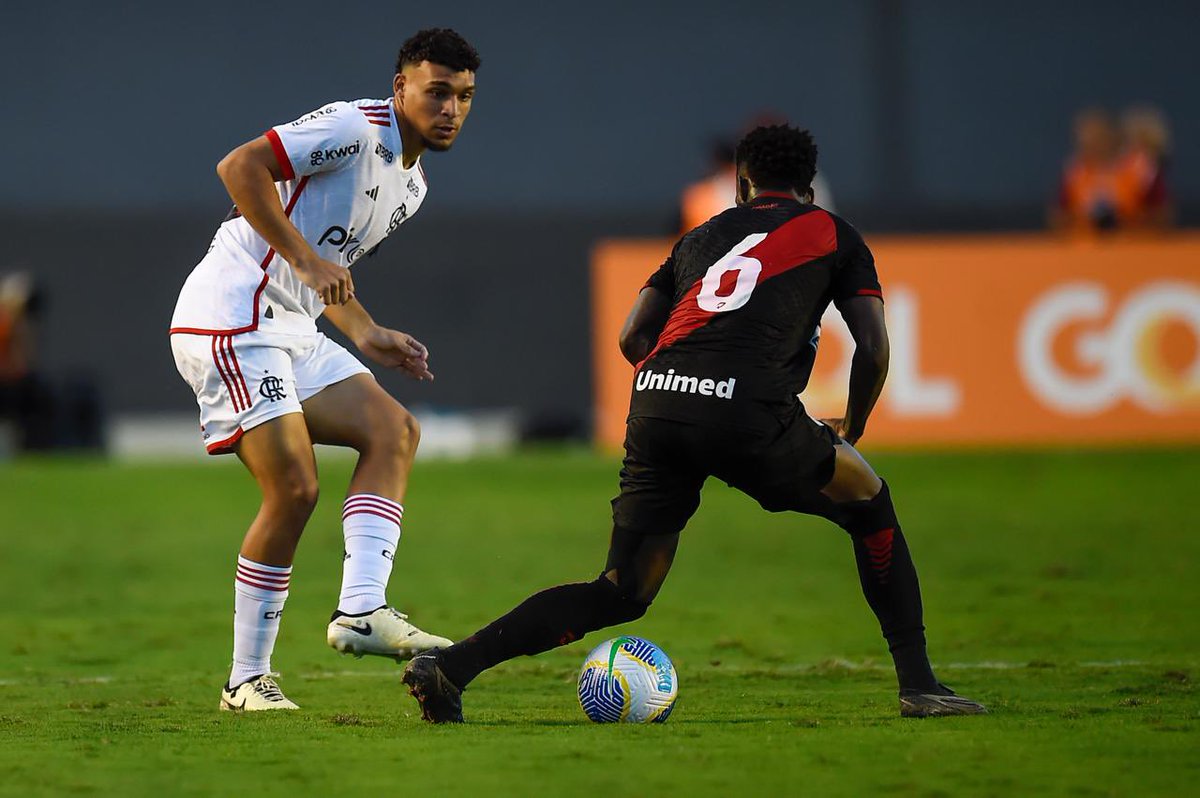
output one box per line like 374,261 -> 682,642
577,636 -> 678,723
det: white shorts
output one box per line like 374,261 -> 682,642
170,329 -> 371,454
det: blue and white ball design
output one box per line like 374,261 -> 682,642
578,636 -> 678,723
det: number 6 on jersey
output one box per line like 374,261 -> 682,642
696,232 -> 768,312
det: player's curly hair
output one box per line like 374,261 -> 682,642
735,124 -> 818,194
396,28 -> 481,74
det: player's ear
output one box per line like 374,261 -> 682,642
393,72 -> 405,99
736,176 -> 751,205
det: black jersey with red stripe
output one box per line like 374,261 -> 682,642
630,193 -> 881,428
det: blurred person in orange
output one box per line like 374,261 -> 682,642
679,138 -> 738,233
1050,108 -> 1171,234
1119,105 -> 1174,229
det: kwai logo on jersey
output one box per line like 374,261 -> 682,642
291,106 -> 337,126
310,140 -> 361,166
1019,280 -> 1200,413
635,368 -> 735,399
374,142 -> 394,164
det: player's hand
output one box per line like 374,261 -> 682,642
292,254 -> 355,306
356,324 -> 434,381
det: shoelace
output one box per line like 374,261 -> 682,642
385,608 -> 411,623
253,675 -> 286,702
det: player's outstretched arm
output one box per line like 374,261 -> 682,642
216,137 -> 355,306
618,287 -> 671,366
323,299 -> 434,381
833,296 -> 889,444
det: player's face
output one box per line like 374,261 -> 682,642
394,62 -> 476,152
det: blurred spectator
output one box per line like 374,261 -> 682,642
0,272 -> 105,452
679,138 -> 738,233
1050,107 -> 1172,234
1119,105 -> 1174,228
0,272 -> 54,449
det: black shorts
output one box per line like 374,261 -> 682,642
611,407 -> 839,537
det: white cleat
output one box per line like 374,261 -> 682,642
219,673 -> 299,712
327,606 -> 453,662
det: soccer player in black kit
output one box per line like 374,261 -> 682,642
403,125 -> 987,722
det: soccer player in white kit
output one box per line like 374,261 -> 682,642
169,29 -> 479,711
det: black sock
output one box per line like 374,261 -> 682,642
851,525 -> 937,691
437,579 -> 646,690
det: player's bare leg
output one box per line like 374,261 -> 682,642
220,412 -> 318,711
821,443 -> 986,717
300,374 -> 452,659
236,412 -> 320,565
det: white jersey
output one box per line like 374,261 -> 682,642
170,98 -> 428,336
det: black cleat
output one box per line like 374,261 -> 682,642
899,683 -> 989,717
402,653 -> 464,723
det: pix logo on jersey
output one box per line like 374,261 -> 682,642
318,225 -> 370,263
310,140 -> 361,167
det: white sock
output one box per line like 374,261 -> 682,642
338,494 -> 402,615
229,556 -> 291,688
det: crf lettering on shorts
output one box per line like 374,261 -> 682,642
635,368 -> 736,399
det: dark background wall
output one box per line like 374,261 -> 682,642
1,0 -> 1195,425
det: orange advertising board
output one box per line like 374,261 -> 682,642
592,234 -> 1200,449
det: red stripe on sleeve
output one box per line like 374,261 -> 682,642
264,129 -> 295,181
857,288 -> 883,297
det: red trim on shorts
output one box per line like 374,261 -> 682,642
856,288 -> 883,298
212,336 -> 243,413
221,336 -> 253,409
205,426 -> 244,454
169,176 -> 311,337
264,129 -> 296,181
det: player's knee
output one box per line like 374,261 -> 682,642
265,468 -> 320,518
375,404 -> 420,463
835,479 -> 898,540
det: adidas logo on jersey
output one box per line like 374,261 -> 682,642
635,368 -> 736,399
365,186 -> 379,201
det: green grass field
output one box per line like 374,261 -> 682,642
1,447 -> 1197,796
